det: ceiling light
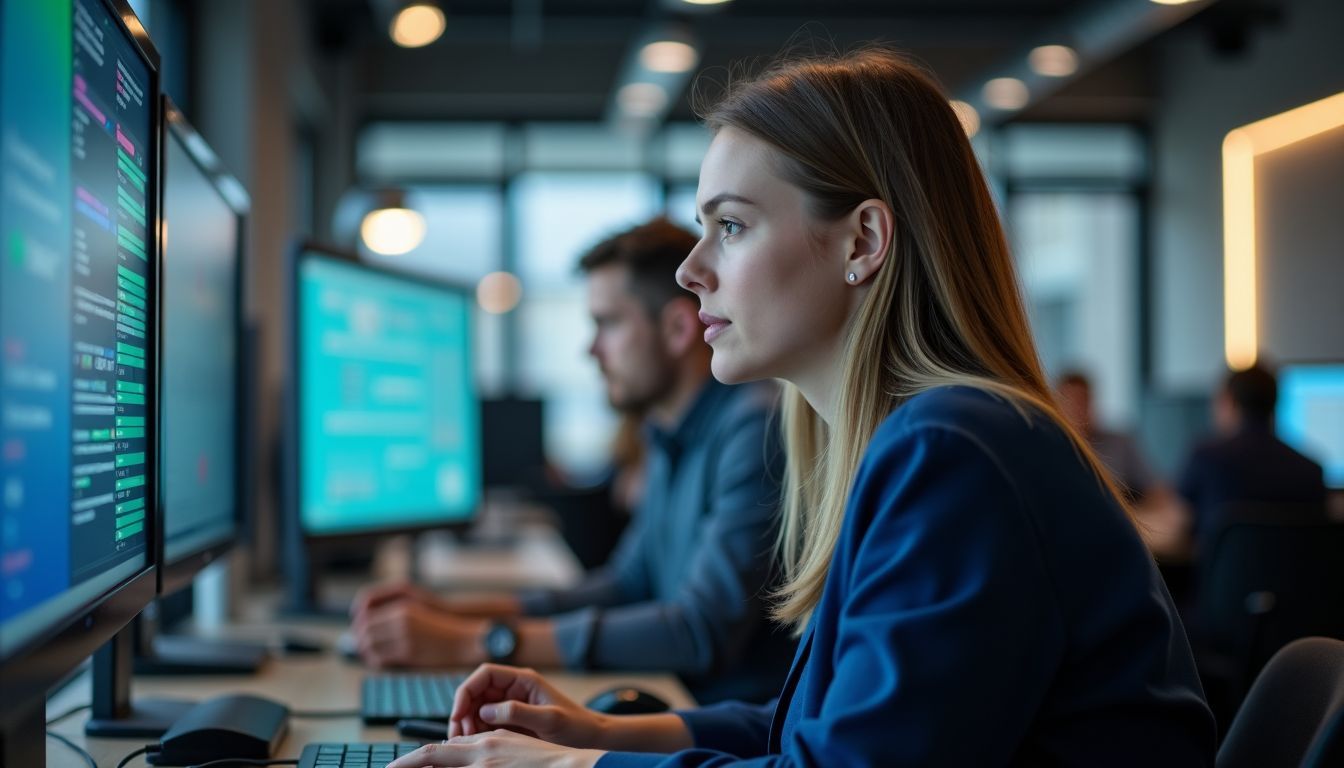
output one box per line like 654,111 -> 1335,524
476,271 -> 523,314
1028,45 -> 1079,77
640,40 -> 699,74
390,3 -> 445,48
361,191 -> 426,255
949,100 -> 980,137
1150,0 -> 1201,5
983,77 -> 1030,110
680,0 -> 733,5
617,83 -> 668,118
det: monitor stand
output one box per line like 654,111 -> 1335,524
133,603 -> 269,676
85,627 -> 196,738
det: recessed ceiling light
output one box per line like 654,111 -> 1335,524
983,77 -> 1030,110
681,0 -> 734,5
1028,45 -> 1078,77
390,3 -> 445,48
640,40 -> 699,74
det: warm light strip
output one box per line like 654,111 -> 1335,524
1222,90 -> 1344,370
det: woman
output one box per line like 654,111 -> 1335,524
389,48 -> 1214,768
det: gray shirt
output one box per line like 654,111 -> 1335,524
519,379 -> 794,703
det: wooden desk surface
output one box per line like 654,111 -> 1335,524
45,619 -> 694,767
41,525 -> 690,767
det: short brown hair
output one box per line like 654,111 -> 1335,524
577,217 -> 699,317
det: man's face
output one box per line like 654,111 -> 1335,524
1058,381 -> 1093,433
586,265 -> 676,413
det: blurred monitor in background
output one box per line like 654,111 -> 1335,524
1276,364 -> 1344,491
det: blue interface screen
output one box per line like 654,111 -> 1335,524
1277,365 -> 1344,490
298,255 -> 479,535
1,0 -> 153,655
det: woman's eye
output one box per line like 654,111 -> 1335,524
718,219 -> 742,237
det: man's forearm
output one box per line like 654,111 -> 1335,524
513,617 -> 565,667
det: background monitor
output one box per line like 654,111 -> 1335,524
159,98 -> 247,595
293,246 -> 481,538
0,0 -> 160,761
1277,364 -> 1344,490
481,396 -> 546,491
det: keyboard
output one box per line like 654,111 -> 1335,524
360,672 -> 467,724
298,742 -> 420,768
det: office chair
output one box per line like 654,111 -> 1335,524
1217,637 -> 1344,768
1193,503 -> 1344,732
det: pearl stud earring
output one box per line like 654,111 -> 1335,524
847,272 -> 858,283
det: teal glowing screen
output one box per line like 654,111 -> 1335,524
297,254 -> 479,535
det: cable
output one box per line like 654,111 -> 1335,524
289,708 -> 360,718
46,702 -> 92,725
117,744 -> 156,768
186,760 -> 299,768
46,730 -> 97,768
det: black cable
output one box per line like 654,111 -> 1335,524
289,708 -> 361,718
117,744 -> 155,768
46,702 -> 92,725
46,730 -> 98,768
186,760 -> 299,768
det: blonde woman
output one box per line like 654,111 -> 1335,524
389,48 -> 1214,768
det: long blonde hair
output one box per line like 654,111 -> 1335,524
700,49 -> 1132,630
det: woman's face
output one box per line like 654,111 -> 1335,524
677,128 -> 856,389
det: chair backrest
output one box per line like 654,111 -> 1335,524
1197,503 -> 1344,673
1218,637 -> 1344,768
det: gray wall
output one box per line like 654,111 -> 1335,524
1258,123 -> 1344,363
1150,0 -> 1344,393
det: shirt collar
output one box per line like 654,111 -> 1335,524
645,377 -> 730,456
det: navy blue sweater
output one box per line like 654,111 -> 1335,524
601,386 -> 1214,767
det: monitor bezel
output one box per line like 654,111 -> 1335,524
286,240 -> 482,543
0,0 -> 161,725
156,96 -> 250,597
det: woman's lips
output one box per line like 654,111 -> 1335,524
699,311 -> 731,343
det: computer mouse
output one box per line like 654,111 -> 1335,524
584,687 -> 670,715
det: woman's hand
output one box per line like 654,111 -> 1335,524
386,730 -> 604,768
449,664 -> 610,748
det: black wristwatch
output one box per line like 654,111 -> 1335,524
483,621 -> 519,664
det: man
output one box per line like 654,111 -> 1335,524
349,218 -> 792,704
1178,364 -> 1327,555
1057,371 -> 1166,505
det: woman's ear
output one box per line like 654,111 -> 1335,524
842,198 -> 894,285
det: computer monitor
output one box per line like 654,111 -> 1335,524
481,396 -> 546,491
283,244 -> 480,610
1277,364 -> 1344,490
159,98 -> 247,595
0,0 -> 160,762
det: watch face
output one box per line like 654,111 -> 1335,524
487,624 -> 517,659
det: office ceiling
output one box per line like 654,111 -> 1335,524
305,0 -> 1222,125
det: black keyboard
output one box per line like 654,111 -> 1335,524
298,742 -> 420,768
360,672 -> 467,724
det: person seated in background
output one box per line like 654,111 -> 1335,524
387,47 -> 1213,768
1057,370 -> 1165,504
1057,370 -> 1188,557
1177,364 -> 1327,556
350,218 -> 794,705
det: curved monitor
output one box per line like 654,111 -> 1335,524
159,98 -> 248,595
0,0 -> 160,760
292,245 -> 480,537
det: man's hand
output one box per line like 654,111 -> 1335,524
353,598 -> 490,668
